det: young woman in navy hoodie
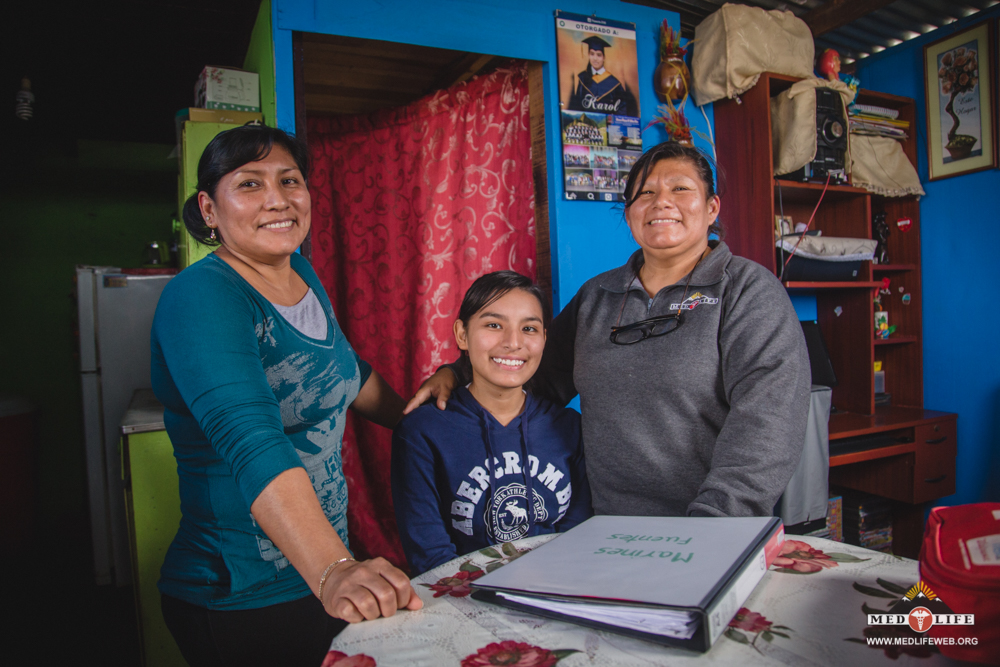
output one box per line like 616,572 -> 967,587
392,272 -> 592,574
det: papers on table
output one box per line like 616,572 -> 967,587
497,592 -> 699,639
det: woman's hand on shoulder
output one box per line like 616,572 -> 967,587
321,557 -> 423,622
403,367 -> 457,414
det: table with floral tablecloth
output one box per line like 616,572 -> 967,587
325,534 -> 965,667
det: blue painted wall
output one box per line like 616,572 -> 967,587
270,0 -> 713,311
854,7 -> 1000,505
268,2 -> 997,504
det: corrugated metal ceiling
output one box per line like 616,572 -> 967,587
626,0 -> 998,65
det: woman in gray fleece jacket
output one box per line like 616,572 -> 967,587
405,141 -> 811,519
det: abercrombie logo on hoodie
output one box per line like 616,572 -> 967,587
450,451 -> 573,542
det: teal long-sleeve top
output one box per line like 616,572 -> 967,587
151,252 -> 371,610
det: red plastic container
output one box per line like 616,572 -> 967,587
919,503 -> 1000,664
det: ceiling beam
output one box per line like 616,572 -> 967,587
448,54 -> 498,89
803,0 -> 896,37
424,53 -> 498,97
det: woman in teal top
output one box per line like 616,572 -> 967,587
152,126 -> 421,667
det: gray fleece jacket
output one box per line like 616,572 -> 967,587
531,242 -> 811,518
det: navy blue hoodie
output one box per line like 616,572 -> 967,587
392,386 -> 592,574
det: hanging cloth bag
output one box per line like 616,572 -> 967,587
850,134 -> 925,197
771,78 -> 856,177
692,3 -> 813,106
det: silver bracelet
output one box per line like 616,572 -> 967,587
317,557 -> 356,603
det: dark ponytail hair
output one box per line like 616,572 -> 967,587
622,141 -> 725,240
182,125 -> 310,246
455,271 -> 551,383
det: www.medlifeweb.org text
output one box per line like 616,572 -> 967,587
867,636 -> 979,647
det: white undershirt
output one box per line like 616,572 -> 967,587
271,288 -> 329,340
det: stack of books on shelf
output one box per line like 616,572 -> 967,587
848,103 -> 909,141
839,489 -> 893,553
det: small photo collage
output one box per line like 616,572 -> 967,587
562,111 -> 641,202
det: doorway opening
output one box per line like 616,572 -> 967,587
295,32 -> 550,291
294,31 -> 550,568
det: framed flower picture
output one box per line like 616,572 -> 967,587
924,20 -> 996,181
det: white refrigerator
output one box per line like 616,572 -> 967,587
77,267 -> 173,586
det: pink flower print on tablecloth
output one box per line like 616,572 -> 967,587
772,539 -> 839,573
461,641 -> 578,667
730,607 -> 773,633
726,608 -> 792,651
422,563 -> 485,598
321,650 -> 377,667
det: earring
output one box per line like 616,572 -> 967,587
209,228 -> 217,241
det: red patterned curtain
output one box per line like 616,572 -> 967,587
308,62 -> 535,569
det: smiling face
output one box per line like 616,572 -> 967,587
199,144 -> 310,265
454,289 -> 546,394
589,48 -> 606,71
625,157 -> 721,262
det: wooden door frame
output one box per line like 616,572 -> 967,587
292,31 -> 312,262
527,61 -> 552,313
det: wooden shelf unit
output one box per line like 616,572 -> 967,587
872,264 -> 917,273
784,281 -> 882,289
714,73 -> 956,557
874,335 -> 918,346
828,409 -> 956,557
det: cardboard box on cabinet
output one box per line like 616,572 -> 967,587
195,66 -> 260,112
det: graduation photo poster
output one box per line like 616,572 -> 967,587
555,11 -> 642,202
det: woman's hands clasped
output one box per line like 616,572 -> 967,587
321,557 -> 423,623
403,367 -> 458,414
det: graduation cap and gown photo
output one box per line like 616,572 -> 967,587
568,35 -> 638,117
555,12 -> 641,201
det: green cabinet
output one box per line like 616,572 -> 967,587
121,390 -> 186,667
177,121 -> 242,268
